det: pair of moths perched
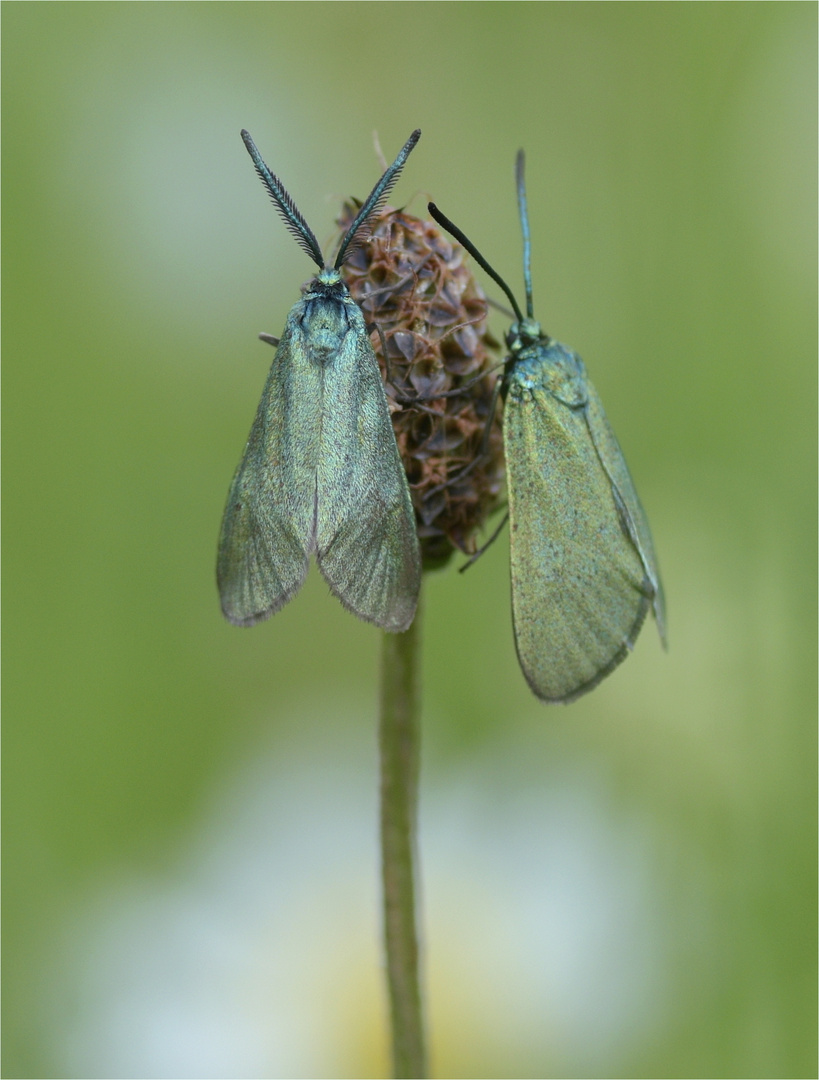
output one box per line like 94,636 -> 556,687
217,129 -> 666,703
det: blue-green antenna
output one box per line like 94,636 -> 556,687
335,129 -> 421,268
241,129 -> 324,269
515,150 -> 534,319
427,202 -> 525,324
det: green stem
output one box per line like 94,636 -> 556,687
379,598 -> 426,1079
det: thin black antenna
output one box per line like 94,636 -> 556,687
515,150 -> 534,319
335,129 -> 421,268
241,129 -> 324,270
428,202 -> 525,324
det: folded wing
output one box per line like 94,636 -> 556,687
506,372 -> 656,702
315,331 -> 421,633
217,330 -> 318,626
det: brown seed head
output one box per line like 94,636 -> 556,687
339,203 -> 505,568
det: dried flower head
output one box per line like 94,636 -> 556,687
338,203 -> 505,568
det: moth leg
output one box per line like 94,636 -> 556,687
367,321 -> 392,383
459,508 -> 509,573
423,373 -> 503,498
391,360 -> 505,408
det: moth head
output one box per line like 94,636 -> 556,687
506,317 -> 545,355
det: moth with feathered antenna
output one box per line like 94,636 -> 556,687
218,130 -> 422,632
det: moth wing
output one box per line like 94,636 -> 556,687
583,380 -> 667,646
315,330 -> 421,633
217,325 -> 319,626
505,370 -> 653,702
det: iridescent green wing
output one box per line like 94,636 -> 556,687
315,310 -> 421,634
504,344 -> 654,702
217,313 -> 320,626
582,373 -> 666,645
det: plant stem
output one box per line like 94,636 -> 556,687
379,599 -> 426,1079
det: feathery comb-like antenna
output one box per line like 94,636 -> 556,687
335,129 -> 421,268
241,129 -> 324,269
515,150 -> 534,319
428,201 -> 525,324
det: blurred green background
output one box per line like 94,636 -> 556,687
3,3 -> 816,1077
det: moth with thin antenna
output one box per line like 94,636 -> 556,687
429,151 -> 666,702
218,129 -> 422,632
